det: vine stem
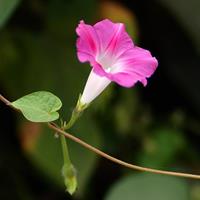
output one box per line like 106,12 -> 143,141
0,94 -> 200,180
48,122 -> 200,180
0,94 -> 16,109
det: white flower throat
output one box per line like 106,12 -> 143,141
96,53 -> 115,73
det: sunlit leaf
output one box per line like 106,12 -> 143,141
12,91 -> 62,122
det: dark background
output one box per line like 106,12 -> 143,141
0,0 -> 200,199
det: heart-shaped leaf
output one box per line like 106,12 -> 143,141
12,91 -> 62,122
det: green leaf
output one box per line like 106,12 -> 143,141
0,0 -> 21,28
12,91 -> 62,122
105,174 -> 189,200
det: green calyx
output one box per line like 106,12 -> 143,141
63,94 -> 89,130
62,163 -> 77,195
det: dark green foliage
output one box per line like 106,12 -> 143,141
0,0 -> 200,199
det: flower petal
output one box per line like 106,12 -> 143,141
94,19 -> 134,60
80,70 -> 111,104
76,20 -> 99,63
76,19 -> 158,89
106,47 -> 158,87
76,19 -> 135,75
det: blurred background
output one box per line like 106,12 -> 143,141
0,0 -> 200,199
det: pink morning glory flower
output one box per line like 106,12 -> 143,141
76,19 -> 158,104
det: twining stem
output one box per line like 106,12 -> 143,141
0,94 -> 11,105
0,94 -> 18,111
49,122 -> 200,180
0,94 -> 200,180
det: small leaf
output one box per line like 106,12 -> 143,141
12,91 -> 62,122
